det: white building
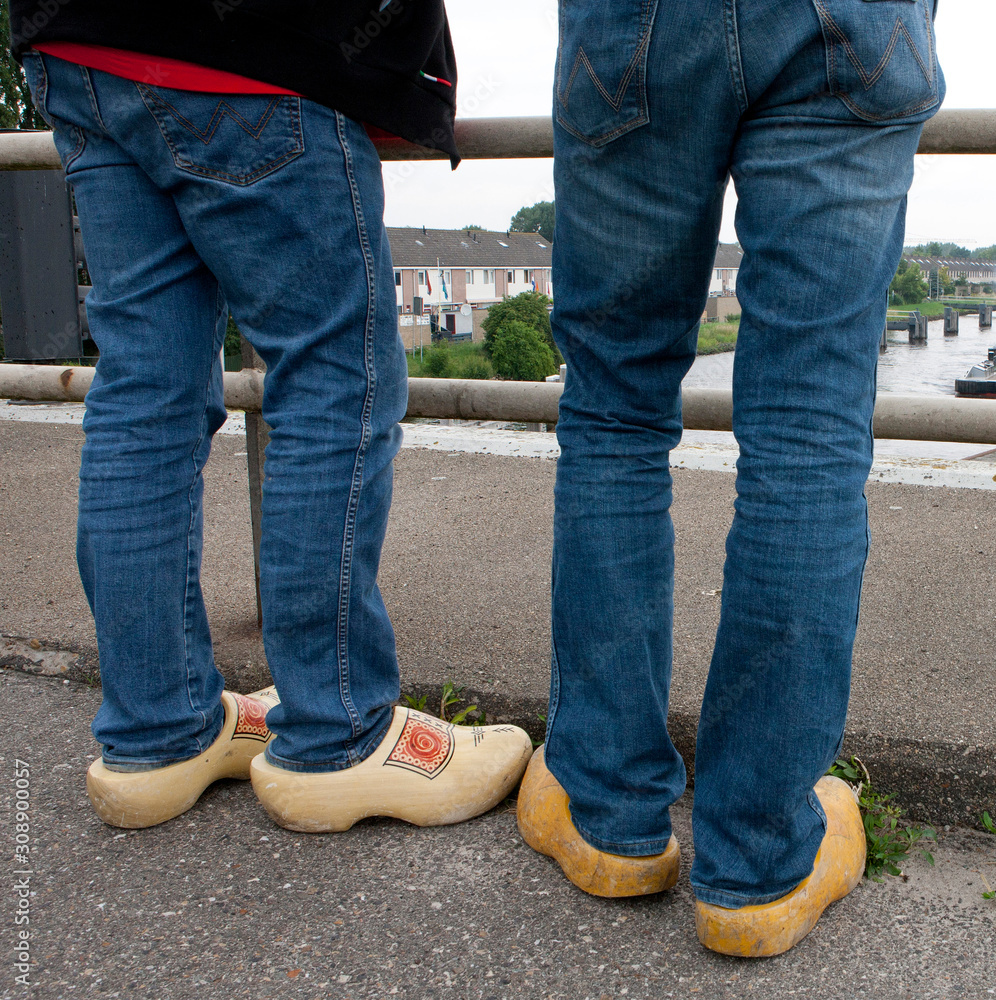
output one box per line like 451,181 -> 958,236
389,227 -> 553,316
708,243 -> 743,296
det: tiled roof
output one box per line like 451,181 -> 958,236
388,229 -> 745,272
388,228 -> 553,268
713,243 -> 743,269
903,254 -> 996,274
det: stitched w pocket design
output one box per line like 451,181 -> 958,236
556,0 -> 660,147
138,88 -> 304,186
811,0 -> 941,122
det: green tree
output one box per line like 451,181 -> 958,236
890,260 -> 928,305
462,224 -> 484,231
509,201 -> 554,243
905,242 -> 974,259
0,3 -> 47,129
975,245 -> 996,262
489,320 -> 558,382
481,290 -> 556,359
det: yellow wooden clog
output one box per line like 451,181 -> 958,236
516,745 -> 681,898
695,775 -> 866,957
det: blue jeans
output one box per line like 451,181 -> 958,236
22,53 -> 407,772
546,0 -> 942,905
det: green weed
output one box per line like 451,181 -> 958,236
982,812 -> 996,900
439,681 -> 486,726
827,756 -> 935,881
530,712 -> 547,748
402,693 -> 427,712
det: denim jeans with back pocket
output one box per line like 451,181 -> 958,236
20,52 -> 408,772
547,0 -> 942,905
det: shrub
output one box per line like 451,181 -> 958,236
481,292 -> 558,361
421,345 -> 455,378
890,260 -> 928,305
459,356 -> 493,380
489,320 -> 558,381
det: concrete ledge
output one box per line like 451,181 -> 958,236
0,653 -> 988,830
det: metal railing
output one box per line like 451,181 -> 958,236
2,113 -> 996,441
5,363 -> 996,444
2,110 -> 996,166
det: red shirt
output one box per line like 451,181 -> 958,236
34,41 -> 302,95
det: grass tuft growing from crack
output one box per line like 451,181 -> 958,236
401,683 -> 486,726
827,756 -> 935,881
439,681 -> 486,726
402,693 -> 427,712
982,811 -> 996,900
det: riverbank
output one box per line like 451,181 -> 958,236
696,319 -> 738,354
895,299 -> 995,318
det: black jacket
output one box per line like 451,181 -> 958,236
10,0 -> 459,161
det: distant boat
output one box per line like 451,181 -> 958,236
955,348 -> 996,397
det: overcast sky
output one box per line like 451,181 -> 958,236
382,0 -> 996,250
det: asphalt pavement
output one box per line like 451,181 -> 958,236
0,668 -> 993,1000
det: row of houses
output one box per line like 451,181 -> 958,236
902,254 -> 996,286
387,228 -> 744,343
390,228 -> 553,316
382,234 -> 994,349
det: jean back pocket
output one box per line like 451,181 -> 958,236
556,0 -> 659,147
138,87 -> 304,186
812,0 -> 942,122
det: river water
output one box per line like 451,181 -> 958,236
685,314 -> 996,395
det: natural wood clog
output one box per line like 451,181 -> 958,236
695,775 -> 866,957
250,706 -> 533,833
86,686 -> 279,829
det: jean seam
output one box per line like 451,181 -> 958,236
545,623 -> 562,746
25,53 -> 86,169
28,52 -> 49,113
181,286 -> 227,749
78,64 -> 108,133
723,0 -> 749,115
264,705 -> 393,773
572,811 -> 672,855
693,884 -> 803,907
333,111 -> 379,744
